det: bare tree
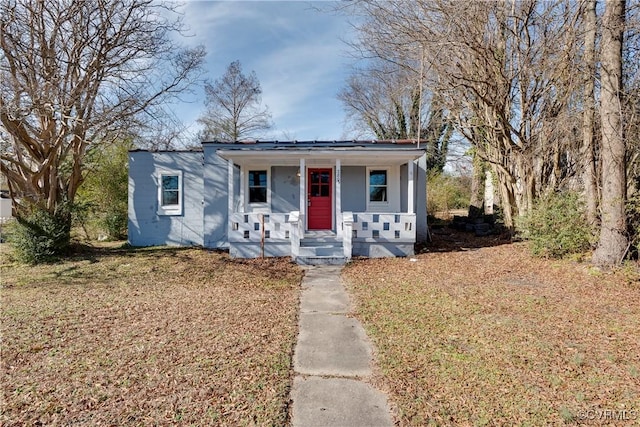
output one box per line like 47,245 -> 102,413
348,0 -> 584,228
581,0 -> 599,226
339,62 -> 452,171
0,0 -> 205,252
592,0 -> 628,265
345,0 -> 639,262
197,60 -> 272,141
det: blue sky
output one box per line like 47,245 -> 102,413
175,1 -> 356,141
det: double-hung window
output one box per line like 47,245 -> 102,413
248,170 -> 267,204
369,169 -> 388,202
157,170 -> 183,215
366,166 -> 399,212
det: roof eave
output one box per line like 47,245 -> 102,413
216,148 -> 426,166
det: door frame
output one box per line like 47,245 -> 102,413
306,167 -> 334,231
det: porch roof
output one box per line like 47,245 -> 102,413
209,140 -> 426,166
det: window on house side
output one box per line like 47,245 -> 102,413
157,171 -> 183,215
248,170 -> 267,203
161,175 -> 180,206
369,170 -> 388,202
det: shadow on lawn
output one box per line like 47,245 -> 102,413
66,218 -> 513,262
68,241 -> 199,262
70,243 -> 288,267
419,224 -> 513,253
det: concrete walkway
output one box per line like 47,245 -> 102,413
290,266 -> 394,427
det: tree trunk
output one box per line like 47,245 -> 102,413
582,0 -> 599,226
592,0 -> 628,266
493,164 -> 517,230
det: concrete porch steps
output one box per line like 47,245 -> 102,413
296,256 -> 347,266
296,233 -> 347,265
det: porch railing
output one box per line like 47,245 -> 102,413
348,212 -> 416,241
342,212 -> 353,260
228,212 -> 293,242
229,211 -> 415,259
288,211 -> 302,258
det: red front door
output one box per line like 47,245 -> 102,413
307,168 -> 332,230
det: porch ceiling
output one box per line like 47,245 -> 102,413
216,149 -> 425,166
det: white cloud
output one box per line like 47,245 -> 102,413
176,1 -> 355,140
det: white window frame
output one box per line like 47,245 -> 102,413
157,170 -> 183,216
366,166 -> 399,212
245,167 -> 270,212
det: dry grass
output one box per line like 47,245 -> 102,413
0,244 -> 303,426
344,228 -> 640,426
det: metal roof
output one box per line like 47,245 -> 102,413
202,140 -> 426,150
130,140 -> 427,153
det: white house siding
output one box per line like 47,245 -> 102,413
271,166 -> 299,213
128,151 -> 204,247
416,154 -> 428,241
202,145 -> 237,248
341,166 -> 367,212
400,163 -> 408,212
400,158 -> 428,226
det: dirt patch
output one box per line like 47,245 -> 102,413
343,227 -> 640,425
1,245 -> 303,426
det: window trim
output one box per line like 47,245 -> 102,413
157,170 -> 183,216
366,167 -> 390,207
244,167 -> 270,210
365,165 -> 400,212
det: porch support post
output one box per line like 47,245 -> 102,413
299,158 -> 306,221
227,158 -> 234,234
335,158 -> 341,236
239,164 -> 245,212
407,160 -> 415,214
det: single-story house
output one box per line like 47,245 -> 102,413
128,140 -> 428,264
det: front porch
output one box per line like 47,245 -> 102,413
227,211 -> 417,264
217,141 -> 425,264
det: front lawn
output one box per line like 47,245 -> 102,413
0,245 -> 302,426
344,236 -> 640,425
